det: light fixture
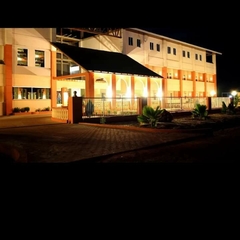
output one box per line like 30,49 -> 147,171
96,78 -> 106,83
210,90 -> 216,97
231,90 -> 237,97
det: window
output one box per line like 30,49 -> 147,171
150,42 -> 154,50
35,50 -> 44,67
156,44 -> 160,52
199,55 -> 202,61
182,50 -> 186,57
167,46 -> 171,54
187,51 -> 190,58
12,87 -> 51,99
17,48 -> 28,66
137,39 -> 141,47
195,54 -> 198,60
128,37 -> 133,46
173,48 -> 176,55
57,51 -> 80,76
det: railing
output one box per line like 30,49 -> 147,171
52,107 -> 68,121
51,96 -> 231,121
83,97 -> 138,116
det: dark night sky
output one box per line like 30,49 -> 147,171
141,27 -> 239,95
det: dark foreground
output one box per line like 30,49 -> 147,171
0,113 -> 240,163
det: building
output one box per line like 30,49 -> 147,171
0,28 -> 222,116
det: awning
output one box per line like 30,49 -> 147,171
51,42 -> 163,78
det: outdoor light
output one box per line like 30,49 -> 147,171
96,78 -> 106,83
231,90 -> 237,97
210,90 -> 216,97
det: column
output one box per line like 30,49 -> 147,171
51,50 -> 57,108
130,75 -> 135,110
111,74 -> 116,111
178,69 -> 183,97
85,72 -> 94,97
191,71 -> 196,97
203,73 -> 207,97
4,44 -> 12,115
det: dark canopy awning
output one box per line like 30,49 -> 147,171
51,42 -> 163,78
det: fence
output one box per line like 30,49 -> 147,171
52,96 -> 231,121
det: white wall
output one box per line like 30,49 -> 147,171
12,74 -> 51,88
81,35 -> 122,52
12,99 -> 51,112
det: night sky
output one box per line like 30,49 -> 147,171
141,27 -> 239,96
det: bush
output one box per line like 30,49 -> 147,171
192,104 -> 208,119
12,107 -> 20,113
24,107 -> 30,112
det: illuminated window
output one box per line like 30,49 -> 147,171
12,87 -> 51,99
150,42 -> 154,50
17,48 -> 28,66
35,50 -> 44,67
128,37 -> 133,46
137,39 -> 141,47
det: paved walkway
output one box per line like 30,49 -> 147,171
0,114 -> 208,163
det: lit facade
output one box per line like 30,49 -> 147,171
0,28 -> 221,116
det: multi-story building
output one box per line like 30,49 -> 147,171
0,28 -> 222,116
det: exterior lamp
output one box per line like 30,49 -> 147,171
210,90 -> 216,97
231,90 -> 237,106
231,90 -> 237,97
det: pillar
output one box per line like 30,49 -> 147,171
203,73 -> 207,97
85,72 -> 94,97
178,69 -> 183,97
112,74 -> 116,110
147,77 -> 151,105
191,71 -> 196,97
4,44 -> 12,115
130,75 -> 135,110
68,96 -> 83,124
51,51 -> 57,109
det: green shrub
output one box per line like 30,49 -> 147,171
192,104 -> 208,119
85,100 -> 94,117
24,107 -> 30,112
12,107 -> 20,113
137,105 -> 164,128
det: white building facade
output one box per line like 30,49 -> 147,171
0,28 -> 221,116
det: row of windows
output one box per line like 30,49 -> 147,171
17,49 -> 45,67
13,87 -> 51,100
128,37 -> 160,52
168,47 -> 203,61
128,37 -> 207,61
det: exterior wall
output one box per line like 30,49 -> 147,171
0,27 -> 221,116
12,99 -> 51,112
0,28 -> 54,115
121,28 -> 219,97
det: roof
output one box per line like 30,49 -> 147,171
51,42 -> 163,78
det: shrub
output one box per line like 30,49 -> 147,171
137,105 -> 165,128
192,104 -> 208,120
24,107 -> 30,112
12,107 -> 20,113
